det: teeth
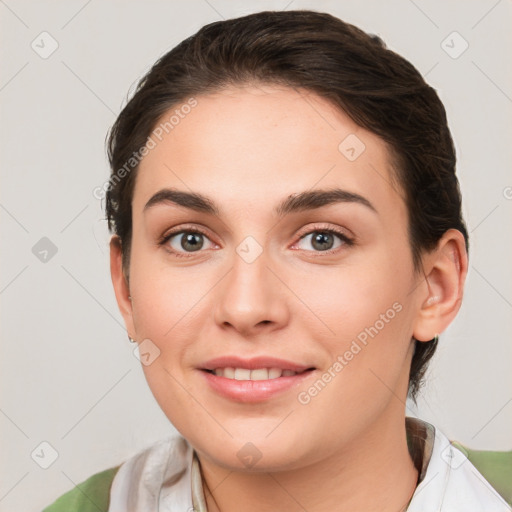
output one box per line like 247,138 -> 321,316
234,368 -> 251,380
223,367 -> 235,379
212,367 -> 298,380
249,368 -> 269,381
268,368 -> 282,379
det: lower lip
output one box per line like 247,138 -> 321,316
199,369 -> 316,403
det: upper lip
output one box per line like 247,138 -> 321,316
200,356 -> 315,373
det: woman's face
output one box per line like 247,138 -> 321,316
118,84 -> 428,470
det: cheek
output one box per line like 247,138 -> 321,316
127,252 -> 213,428
128,239 -> 205,340
309,247 -> 414,386
295,282 -> 412,442
316,259 -> 406,339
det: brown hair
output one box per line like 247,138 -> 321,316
105,9 -> 469,401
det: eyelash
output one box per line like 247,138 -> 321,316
158,224 -> 354,259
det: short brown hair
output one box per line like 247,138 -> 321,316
105,9 -> 469,401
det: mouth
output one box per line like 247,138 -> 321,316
201,367 -> 316,381
198,356 -> 317,402
198,358 -> 317,402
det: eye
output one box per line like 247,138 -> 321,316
160,227 -> 216,257
159,224 -> 354,258
293,227 -> 354,254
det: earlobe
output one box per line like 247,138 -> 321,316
109,235 -> 136,336
412,229 -> 468,343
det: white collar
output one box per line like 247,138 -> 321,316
407,421 -> 510,511
108,418 -> 510,511
108,435 -> 206,511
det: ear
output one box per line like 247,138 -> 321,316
412,229 -> 468,342
109,235 -> 136,339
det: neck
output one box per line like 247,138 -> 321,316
197,409 -> 419,512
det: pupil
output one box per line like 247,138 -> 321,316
312,232 -> 333,251
183,233 -> 203,252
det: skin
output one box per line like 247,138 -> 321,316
110,84 -> 468,512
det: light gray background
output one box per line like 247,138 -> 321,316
1,1 -> 511,510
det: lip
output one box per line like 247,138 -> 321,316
198,356 -> 317,403
200,356 -> 314,373
199,368 -> 316,403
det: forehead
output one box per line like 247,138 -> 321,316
133,84 -> 404,222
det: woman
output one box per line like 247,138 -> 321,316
43,9 -> 511,512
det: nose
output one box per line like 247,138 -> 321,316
213,246 -> 289,337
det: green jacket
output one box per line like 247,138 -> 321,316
43,444 -> 512,511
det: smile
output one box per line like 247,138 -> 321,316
208,367 -> 304,380
200,367 -> 316,402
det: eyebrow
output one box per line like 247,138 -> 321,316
143,187 -> 377,217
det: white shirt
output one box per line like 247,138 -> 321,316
108,418 -> 511,511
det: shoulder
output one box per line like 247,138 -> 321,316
452,441 -> 512,508
43,435 -> 193,511
42,465 -> 120,512
408,418 -> 512,511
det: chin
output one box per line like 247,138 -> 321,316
190,429 -> 313,472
